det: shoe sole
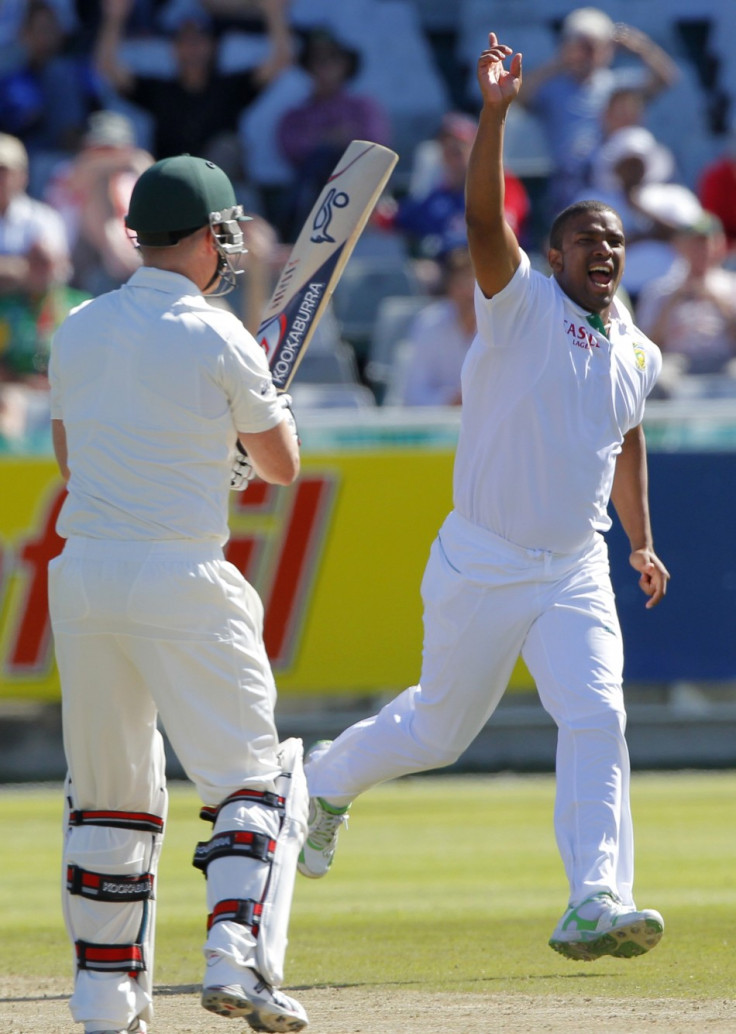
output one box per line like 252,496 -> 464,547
549,916 -> 664,962
297,849 -> 330,879
201,988 -> 307,1032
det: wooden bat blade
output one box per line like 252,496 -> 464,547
257,140 -> 398,391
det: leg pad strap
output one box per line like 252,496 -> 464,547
76,940 -> 146,973
199,789 -> 285,825
193,831 -> 275,874
207,897 -> 262,934
69,809 -> 164,835
66,864 -> 154,902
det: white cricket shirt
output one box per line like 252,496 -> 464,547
453,251 -> 662,554
49,266 -> 283,544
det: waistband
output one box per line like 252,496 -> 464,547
444,510 -> 600,562
60,537 -> 225,562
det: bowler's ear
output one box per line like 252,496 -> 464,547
547,247 -> 563,274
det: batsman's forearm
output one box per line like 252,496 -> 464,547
238,419 -> 300,486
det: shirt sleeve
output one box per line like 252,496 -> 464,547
219,325 -> 283,434
473,249 -> 536,350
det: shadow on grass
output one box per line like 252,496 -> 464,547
0,993 -> 69,1003
0,970 -> 616,1005
290,971 -> 617,991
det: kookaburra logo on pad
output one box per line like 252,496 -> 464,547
310,188 -> 349,243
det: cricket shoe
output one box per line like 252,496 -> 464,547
298,741 -> 349,879
549,891 -> 664,962
202,956 -> 308,1032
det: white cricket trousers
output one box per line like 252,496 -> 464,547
307,510 -> 635,908
48,537 -> 283,1028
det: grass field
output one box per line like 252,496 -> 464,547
1,771 -> 734,1006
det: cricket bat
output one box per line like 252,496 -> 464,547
257,140 -> 399,392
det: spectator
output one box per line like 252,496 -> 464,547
196,0 -> 277,35
519,6 -> 679,216
600,84 -> 646,137
94,0 -> 292,175
0,236 -> 89,450
72,0 -> 165,48
636,211 -> 736,396
575,125 -> 693,301
0,132 -> 70,296
384,112 -> 529,258
0,237 -> 81,379
0,1 -> 98,193
399,245 -> 476,406
590,84 -> 672,188
697,123 -> 736,254
404,112 -> 480,201
276,26 -> 391,242
44,108 -> 153,293
237,210 -> 285,333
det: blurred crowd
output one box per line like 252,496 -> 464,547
2,0 -> 736,452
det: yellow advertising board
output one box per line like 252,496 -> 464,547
0,422 -> 534,700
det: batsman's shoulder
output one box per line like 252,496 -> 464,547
187,298 -> 254,345
53,293 -> 105,342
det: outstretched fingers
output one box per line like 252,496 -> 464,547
477,32 -> 522,103
478,32 -> 513,66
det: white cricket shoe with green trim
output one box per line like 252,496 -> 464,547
549,891 -> 664,962
298,741 -> 350,879
297,796 -> 349,878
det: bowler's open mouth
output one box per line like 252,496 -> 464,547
589,264 -> 613,288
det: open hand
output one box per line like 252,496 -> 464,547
476,32 -> 522,109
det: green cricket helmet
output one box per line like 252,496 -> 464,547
126,154 -> 251,292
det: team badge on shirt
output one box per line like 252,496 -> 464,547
633,344 -> 646,370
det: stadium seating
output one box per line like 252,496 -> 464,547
330,257 -> 426,359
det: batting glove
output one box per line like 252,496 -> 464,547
230,439 -> 255,491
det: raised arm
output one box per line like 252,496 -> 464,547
94,0 -> 136,95
614,23 -> 680,97
610,424 -> 670,608
250,0 -> 294,87
465,33 -> 523,298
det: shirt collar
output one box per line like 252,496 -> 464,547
128,265 -> 201,296
586,312 -> 608,338
552,276 -> 633,335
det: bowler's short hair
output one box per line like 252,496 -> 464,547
549,200 -> 621,250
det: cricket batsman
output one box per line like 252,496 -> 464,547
48,155 -> 309,1033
